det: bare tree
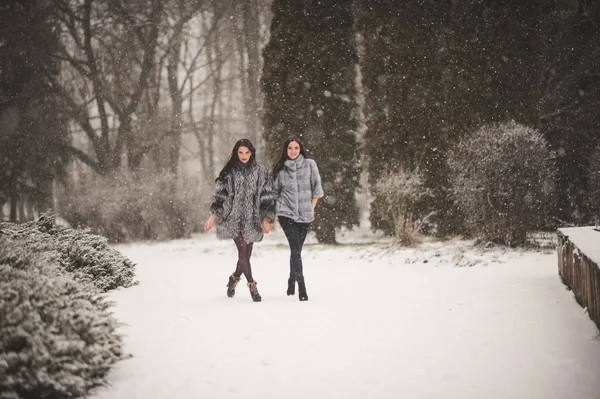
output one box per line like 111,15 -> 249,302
153,0 -> 224,176
53,0 -> 164,174
52,0 -> 272,185
232,0 -> 263,151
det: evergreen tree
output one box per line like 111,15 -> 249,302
439,0 -> 544,233
0,0 -> 69,221
262,0 -> 361,243
444,1 -> 543,128
448,0 -> 599,225
355,0 -> 449,234
356,1 -> 547,236
537,0 -> 600,224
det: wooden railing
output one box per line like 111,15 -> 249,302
557,228 -> 600,330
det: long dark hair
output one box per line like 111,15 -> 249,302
272,138 -> 308,179
216,139 -> 256,182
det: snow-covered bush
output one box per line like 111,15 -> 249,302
448,121 -> 555,246
0,235 -> 124,399
589,144 -> 600,225
374,169 -> 433,246
0,215 -> 136,292
57,170 -> 203,243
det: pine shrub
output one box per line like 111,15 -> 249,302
589,144 -> 600,225
0,215 -> 136,292
448,121 -> 555,246
0,235 -> 124,399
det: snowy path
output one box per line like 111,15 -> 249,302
91,228 -> 600,399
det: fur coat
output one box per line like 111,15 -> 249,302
274,154 -> 324,223
210,160 -> 276,243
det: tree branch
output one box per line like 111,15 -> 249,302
60,144 -> 102,174
124,0 -> 163,116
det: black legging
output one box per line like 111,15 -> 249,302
233,232 -> 254,282
278,216 -> 310,278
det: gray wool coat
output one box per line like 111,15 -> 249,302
274,154 -> 324,223
210,161 -> 276,243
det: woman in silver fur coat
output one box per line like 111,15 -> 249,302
204,139 -> 276,302
273,138 -> 324,301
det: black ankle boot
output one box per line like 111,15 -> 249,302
297,276 -> 308,301
248,281 -> 262,302
287,276 -> 295,296
226,273 -> 241,298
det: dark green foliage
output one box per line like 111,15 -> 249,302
0,0 -> 69,221
443,1 -> 544,127
448,122 -> 555,246
538,1 -> 600,224
437,1 -> 545,234
354,0 -> 452,234
355,0 -> 548,235
0,215 -> 137,292
589,144 -> 600,224
445,0 -> 599,225
0,232 -> 126,398
262,0 -> 361,243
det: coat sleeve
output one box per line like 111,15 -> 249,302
259,166 -> 277,222
273,171 -> 283,198
310,160 -> 324,198
209,176 -> 228,216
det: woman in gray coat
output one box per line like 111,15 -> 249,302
273,138 -> 324,301
204,139 -> 276,302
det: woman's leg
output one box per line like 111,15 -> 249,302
226,232 -> 246,298
294,222 -> 309,276
278,217 -> 310,300
233,232 -> 254,282
278,217 -> 302,277
294,222 -> 310,301
232,233 -> 261,301
247,242 -> 254,262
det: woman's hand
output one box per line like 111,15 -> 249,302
204,214 -> 216,232
262,219 -> 273,234
311,197 -> 319,211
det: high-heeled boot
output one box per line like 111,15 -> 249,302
226,273 -> 241,298
297,275 -> 308,301
248,281 -> 262,302
287,276 -> 295,296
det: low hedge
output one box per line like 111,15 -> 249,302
0,215 -> 136,399
0,215 -> 137,292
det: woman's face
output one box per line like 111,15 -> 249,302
287,141 -> 300,160
237,146 -> 252,163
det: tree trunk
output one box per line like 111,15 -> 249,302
167,31 -> 183,176
10,191 -> 17,223
189,76 -> 209,178
236,0 -> 262,152
206,29 -> 223,175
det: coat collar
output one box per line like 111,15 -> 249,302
233,159 -> 257,173
284,154 -> 305,170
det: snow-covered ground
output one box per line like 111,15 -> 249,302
90,225 -> 600,399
